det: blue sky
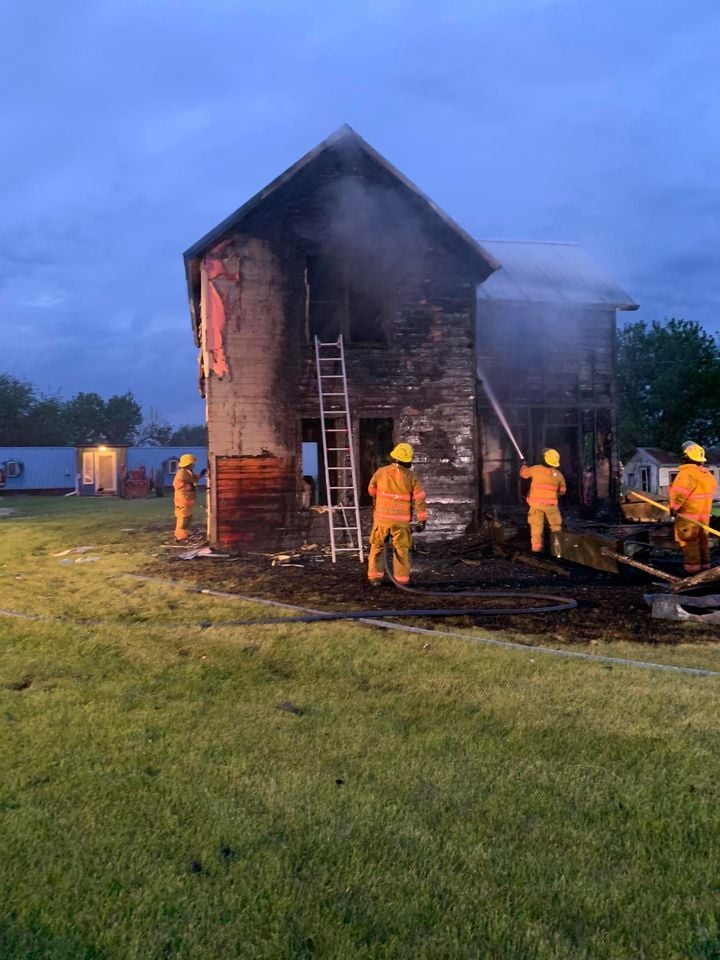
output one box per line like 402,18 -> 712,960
2,0 -> 719,425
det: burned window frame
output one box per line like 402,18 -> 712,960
304,253 -> 387,345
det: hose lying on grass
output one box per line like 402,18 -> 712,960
2,539 -> 577,630
166,540 -> 578,623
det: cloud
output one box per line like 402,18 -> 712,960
0,0 -> 719,424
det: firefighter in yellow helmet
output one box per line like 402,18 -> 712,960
367,442 -> 428,586
172,453 -> 205,542
519,448 -> 566,553
669,441 -> 717,574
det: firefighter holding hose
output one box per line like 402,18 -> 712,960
520,449 -> 566,553
669,441 -> 717,574
367,442 -> 427,586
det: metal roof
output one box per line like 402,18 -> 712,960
631,447 -> 679,466
630,447 -> 720,467
477,240 -> 638,310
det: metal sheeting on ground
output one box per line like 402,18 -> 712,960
646,593 -> 720,623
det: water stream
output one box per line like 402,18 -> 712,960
477,365 -> 525,460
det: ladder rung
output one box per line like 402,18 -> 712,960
327,447 -> 350,451
332,547 -> 360,552
318,341 -> 342,346
329,485 -> 354,489
320,375 -> 344,378
322,393 -> 346,396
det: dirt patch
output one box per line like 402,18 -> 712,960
147,536 -> 720,645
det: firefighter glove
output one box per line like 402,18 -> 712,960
415,520 -> 426,533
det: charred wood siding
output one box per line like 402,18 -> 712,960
215,455 -> 297,551
299,296 -> 478,539
203,237 -> 301,549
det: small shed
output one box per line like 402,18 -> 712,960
77,445 -> 129,496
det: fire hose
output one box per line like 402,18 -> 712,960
0,544 -> 578,632
628,491 -> 720,538
199,540 -> 577,625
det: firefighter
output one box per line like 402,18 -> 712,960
367,442 -> 427,586
173,454 -> 204,542
520,449 -> 566,553
669,441 -> 717,574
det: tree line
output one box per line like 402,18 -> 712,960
0,374 -> 207,447
3,318 -> 715,454
617,318 -> 720,459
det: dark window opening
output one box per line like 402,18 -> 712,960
306,255 -> 386,345
359,418 -> 394,505
349,288 -> 386,343
306,255 -> 344,342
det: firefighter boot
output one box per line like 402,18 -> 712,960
550,532 -> 562,558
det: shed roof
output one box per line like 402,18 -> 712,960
634,448 -> 680,466
629,447 -> 720,467
477,240 -> 638,310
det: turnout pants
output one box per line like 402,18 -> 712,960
528,505 -> 562,553
174,503 -> 194,541
368,522 -> 412,584
674,515 -> 710,574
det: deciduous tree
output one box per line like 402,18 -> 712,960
617,319 -> 720,458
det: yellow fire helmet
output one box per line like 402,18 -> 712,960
390,442 -> 414,464
179,453 -> 197,468
682,441 -> 706,463
543,448 -> 561,468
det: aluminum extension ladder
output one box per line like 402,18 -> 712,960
313,335 -> 364,563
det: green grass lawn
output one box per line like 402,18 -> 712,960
2,497 -> 720,959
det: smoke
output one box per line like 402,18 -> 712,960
300,174 -> 431,303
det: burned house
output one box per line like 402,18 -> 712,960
183,126 -> 636,551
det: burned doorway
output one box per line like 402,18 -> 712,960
359,418 -> 394,505
301,417 -> 352,506
301,418 -> 325,506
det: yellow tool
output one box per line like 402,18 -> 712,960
628,490 -> 720,538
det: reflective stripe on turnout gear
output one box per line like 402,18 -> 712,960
367,522 -> 413,583
669,463 -> 716,523
520,464 -> 567,507
368,463 -> 427,524
673,515 -> 710,570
